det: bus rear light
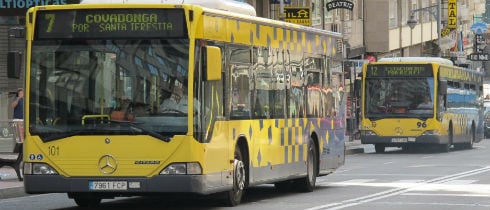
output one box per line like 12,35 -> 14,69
24,163 -> 59,175
160,162 -> 202,175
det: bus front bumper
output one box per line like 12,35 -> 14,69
24,174 -> 230,196
360,134 -> 448,145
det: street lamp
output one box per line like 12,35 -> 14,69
407,15 -> 417,30
407,15 -> 416,56
406,3 -> 441,57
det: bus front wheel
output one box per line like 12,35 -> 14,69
71,194 -> 102,207
374,144 -> 385,153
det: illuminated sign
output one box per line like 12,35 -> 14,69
0,0 -> 80,16
35,9 -> 187,39
447,0 -> 457,29
284,7 -> 310,26
366,64 -> 433,77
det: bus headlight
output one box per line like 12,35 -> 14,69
361,130 -> 377,136
160,162 -> 202,175
24,163 -> 59,175
422,130 -> 439,135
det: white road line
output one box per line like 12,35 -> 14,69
402,192 -> 490,197
441,179 -> 477,185
393,179 -> 424,183
306,166 -> 490,210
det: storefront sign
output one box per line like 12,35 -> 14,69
284,7 -> 310,26
447,0 -> 457,29
326,0 -> 354,11
0,0 -> 80,16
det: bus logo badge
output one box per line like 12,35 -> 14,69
98,155 -> 118,174
395,127 -> 403,135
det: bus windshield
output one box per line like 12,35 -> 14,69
365,77 -> 434,118
29,39 -> 190,141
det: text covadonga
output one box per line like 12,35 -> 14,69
73,13 -> 173,33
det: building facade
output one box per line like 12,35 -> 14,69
0,0 -> 487,119
364,0 -> 485,64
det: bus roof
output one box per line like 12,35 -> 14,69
79,0 -> 257,16
378,57 -> 454,66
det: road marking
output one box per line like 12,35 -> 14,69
334,179 -> 374,184
442,179 -> 477,185
373,201 -> 490,207
402,192 -> 490,197
393,179 -> 424,183
306,166 -> 490,210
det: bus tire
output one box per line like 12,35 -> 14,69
224,148 -> 246,206
294,141 -> 317,192
374,144 -> 385,153
72,194 -> 102,207
465,125 -> 475,149
440,124 -> 453,152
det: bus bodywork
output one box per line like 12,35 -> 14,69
23,1 -> 346,207
360,58 -> 484,153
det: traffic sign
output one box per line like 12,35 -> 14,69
468,53 -> 489,61
471,22 -> 488,34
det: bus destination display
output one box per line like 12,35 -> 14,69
366,64 -> 433,77
35,9 -> 186,39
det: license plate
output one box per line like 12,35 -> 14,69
391,138 -> 408,143
89,181 -> 127,190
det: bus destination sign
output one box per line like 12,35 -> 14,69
366,64 -> 433,77
35,9 -> 187,39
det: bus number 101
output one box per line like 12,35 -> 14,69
48,146 -> 60,156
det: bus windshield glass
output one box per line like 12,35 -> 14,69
29,39 -> 190,141
365,77 -> 434,118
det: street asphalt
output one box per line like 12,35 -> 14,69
0,139 -> 366,199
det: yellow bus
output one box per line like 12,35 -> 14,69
23,0 -> 346,207
360,57 -> 484,153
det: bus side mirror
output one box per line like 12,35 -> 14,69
204,46 -> 222,81
439,81 -> 447,95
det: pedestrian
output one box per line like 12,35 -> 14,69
11,88 -> 24,119
10,88 -> 24,143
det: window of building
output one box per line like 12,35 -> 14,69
389,0 -> 398,28
0,16 -> 19,25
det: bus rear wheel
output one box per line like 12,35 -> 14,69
224,148 -> 246,206
293,141 -> 317,192
440,125 -> 453,152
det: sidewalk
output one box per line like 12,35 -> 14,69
0,167 -> 26,199
0,140 -> 367,199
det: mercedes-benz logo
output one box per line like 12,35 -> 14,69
98,155 -> 118,174
395,127 -> 403,136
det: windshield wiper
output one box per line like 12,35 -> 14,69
40,130 -> 90,142
128,123 -> 172,142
